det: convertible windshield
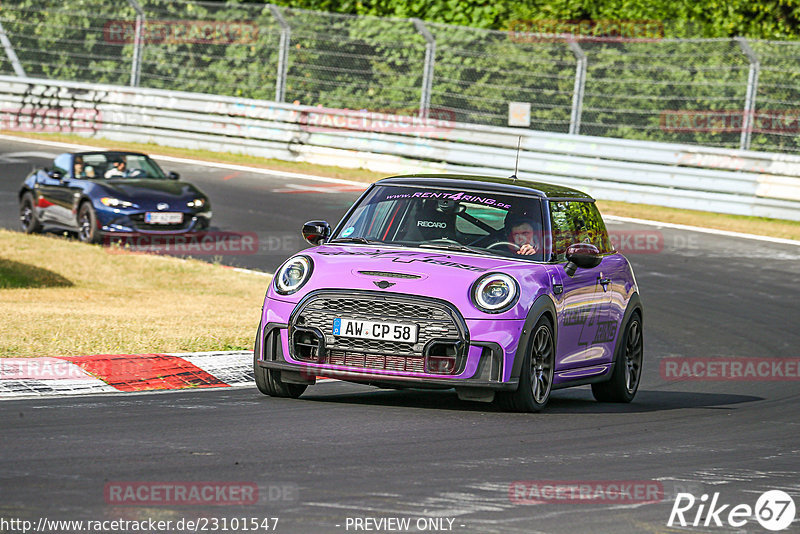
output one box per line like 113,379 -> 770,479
79,153 -> 167,180
333,185 -> 546,261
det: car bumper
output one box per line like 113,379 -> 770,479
97,209 -> 211,234
257,293 -> 526,392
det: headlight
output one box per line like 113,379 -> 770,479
100,197 -> 135,208
187,198 -> 206,208
274,255 -> 313,295
472,273 -> 519,313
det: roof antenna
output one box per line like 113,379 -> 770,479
510,136 -> 521,181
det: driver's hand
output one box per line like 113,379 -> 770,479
517,243 -> 537,255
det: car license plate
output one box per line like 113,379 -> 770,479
145,212 -> 183,224
333,317 -> 418,343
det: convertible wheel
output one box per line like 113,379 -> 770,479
77,202 -> 101,244
253,324 -> 306,399
496,317 -> 555,412
19,192 -> 43,234
592,312 -> 643,403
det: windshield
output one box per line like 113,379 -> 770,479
333,185 -> 546,261
79,153 -> 167,180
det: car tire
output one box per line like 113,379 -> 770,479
77,202 -> 101,244
496,316 -> 555,413
592,312 -> 643,403
253,324 -> 307,399
19,192 -> 43,234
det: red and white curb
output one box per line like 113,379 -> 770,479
0,351 -> 255,398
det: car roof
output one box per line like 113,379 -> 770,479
375,174 -> 593,201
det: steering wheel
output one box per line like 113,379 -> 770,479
486,241 -> 521,251
127,168 -> 145,178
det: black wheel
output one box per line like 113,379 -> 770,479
77,202 -> 101,244
592,312 -> 643,403
253,324 -> 306,399
19,192 -> 42,234
496,317 -> 555,412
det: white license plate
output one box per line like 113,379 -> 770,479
145,212 -> 183,224
332,317 -> 418,343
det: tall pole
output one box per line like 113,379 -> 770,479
736,37 -> 759,151
270,5 -> 291,103
567,39 -> 586,135
127,0 -> 145,87
0,21 -> 26,77
413,18 -> 435,119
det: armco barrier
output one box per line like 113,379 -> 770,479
1,75 -> 799,221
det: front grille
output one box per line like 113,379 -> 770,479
293,293 -> 462,357
289,291 -> 467,374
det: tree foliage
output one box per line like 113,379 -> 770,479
251,0 -> 800,40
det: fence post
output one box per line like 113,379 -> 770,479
736,37 -> 759,151
412,18 -> 435,119
0,21 -> 26,77
269,5 -> 291,103
127,0 -> 145,87
567,39 -> 586,135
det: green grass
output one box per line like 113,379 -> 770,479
0,258 -> 74,288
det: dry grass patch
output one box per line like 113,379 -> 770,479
0,230 -> 269,357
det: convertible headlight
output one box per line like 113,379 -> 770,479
472,273 -> 519,313
274,255 -> 313,295
100,197 -> 135,208
187,198 -> 206,208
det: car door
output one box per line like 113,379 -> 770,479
35,153 -> 80,227
548,200 -> 616,372
34,154 -> 72,225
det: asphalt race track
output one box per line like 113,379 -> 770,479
1,137 -> 799,533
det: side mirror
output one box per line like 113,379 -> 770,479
302,220 -> 331,246
564,243 -> 601,277
167,171 -> 180,180
47,169 -> 64,180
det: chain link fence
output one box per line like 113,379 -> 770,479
1,0 -> 799,154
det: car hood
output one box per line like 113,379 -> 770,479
270,244 -> 553,320
98,179 -> 203,202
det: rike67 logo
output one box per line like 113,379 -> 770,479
668,490 -> 796,531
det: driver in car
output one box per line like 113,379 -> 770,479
104,158 -> 127,179
504,213 -> 540,256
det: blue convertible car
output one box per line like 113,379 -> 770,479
18,151 -> 211,243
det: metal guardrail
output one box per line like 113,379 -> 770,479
1,75 -> 799,221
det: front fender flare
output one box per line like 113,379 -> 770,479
509,293 -> 558,381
